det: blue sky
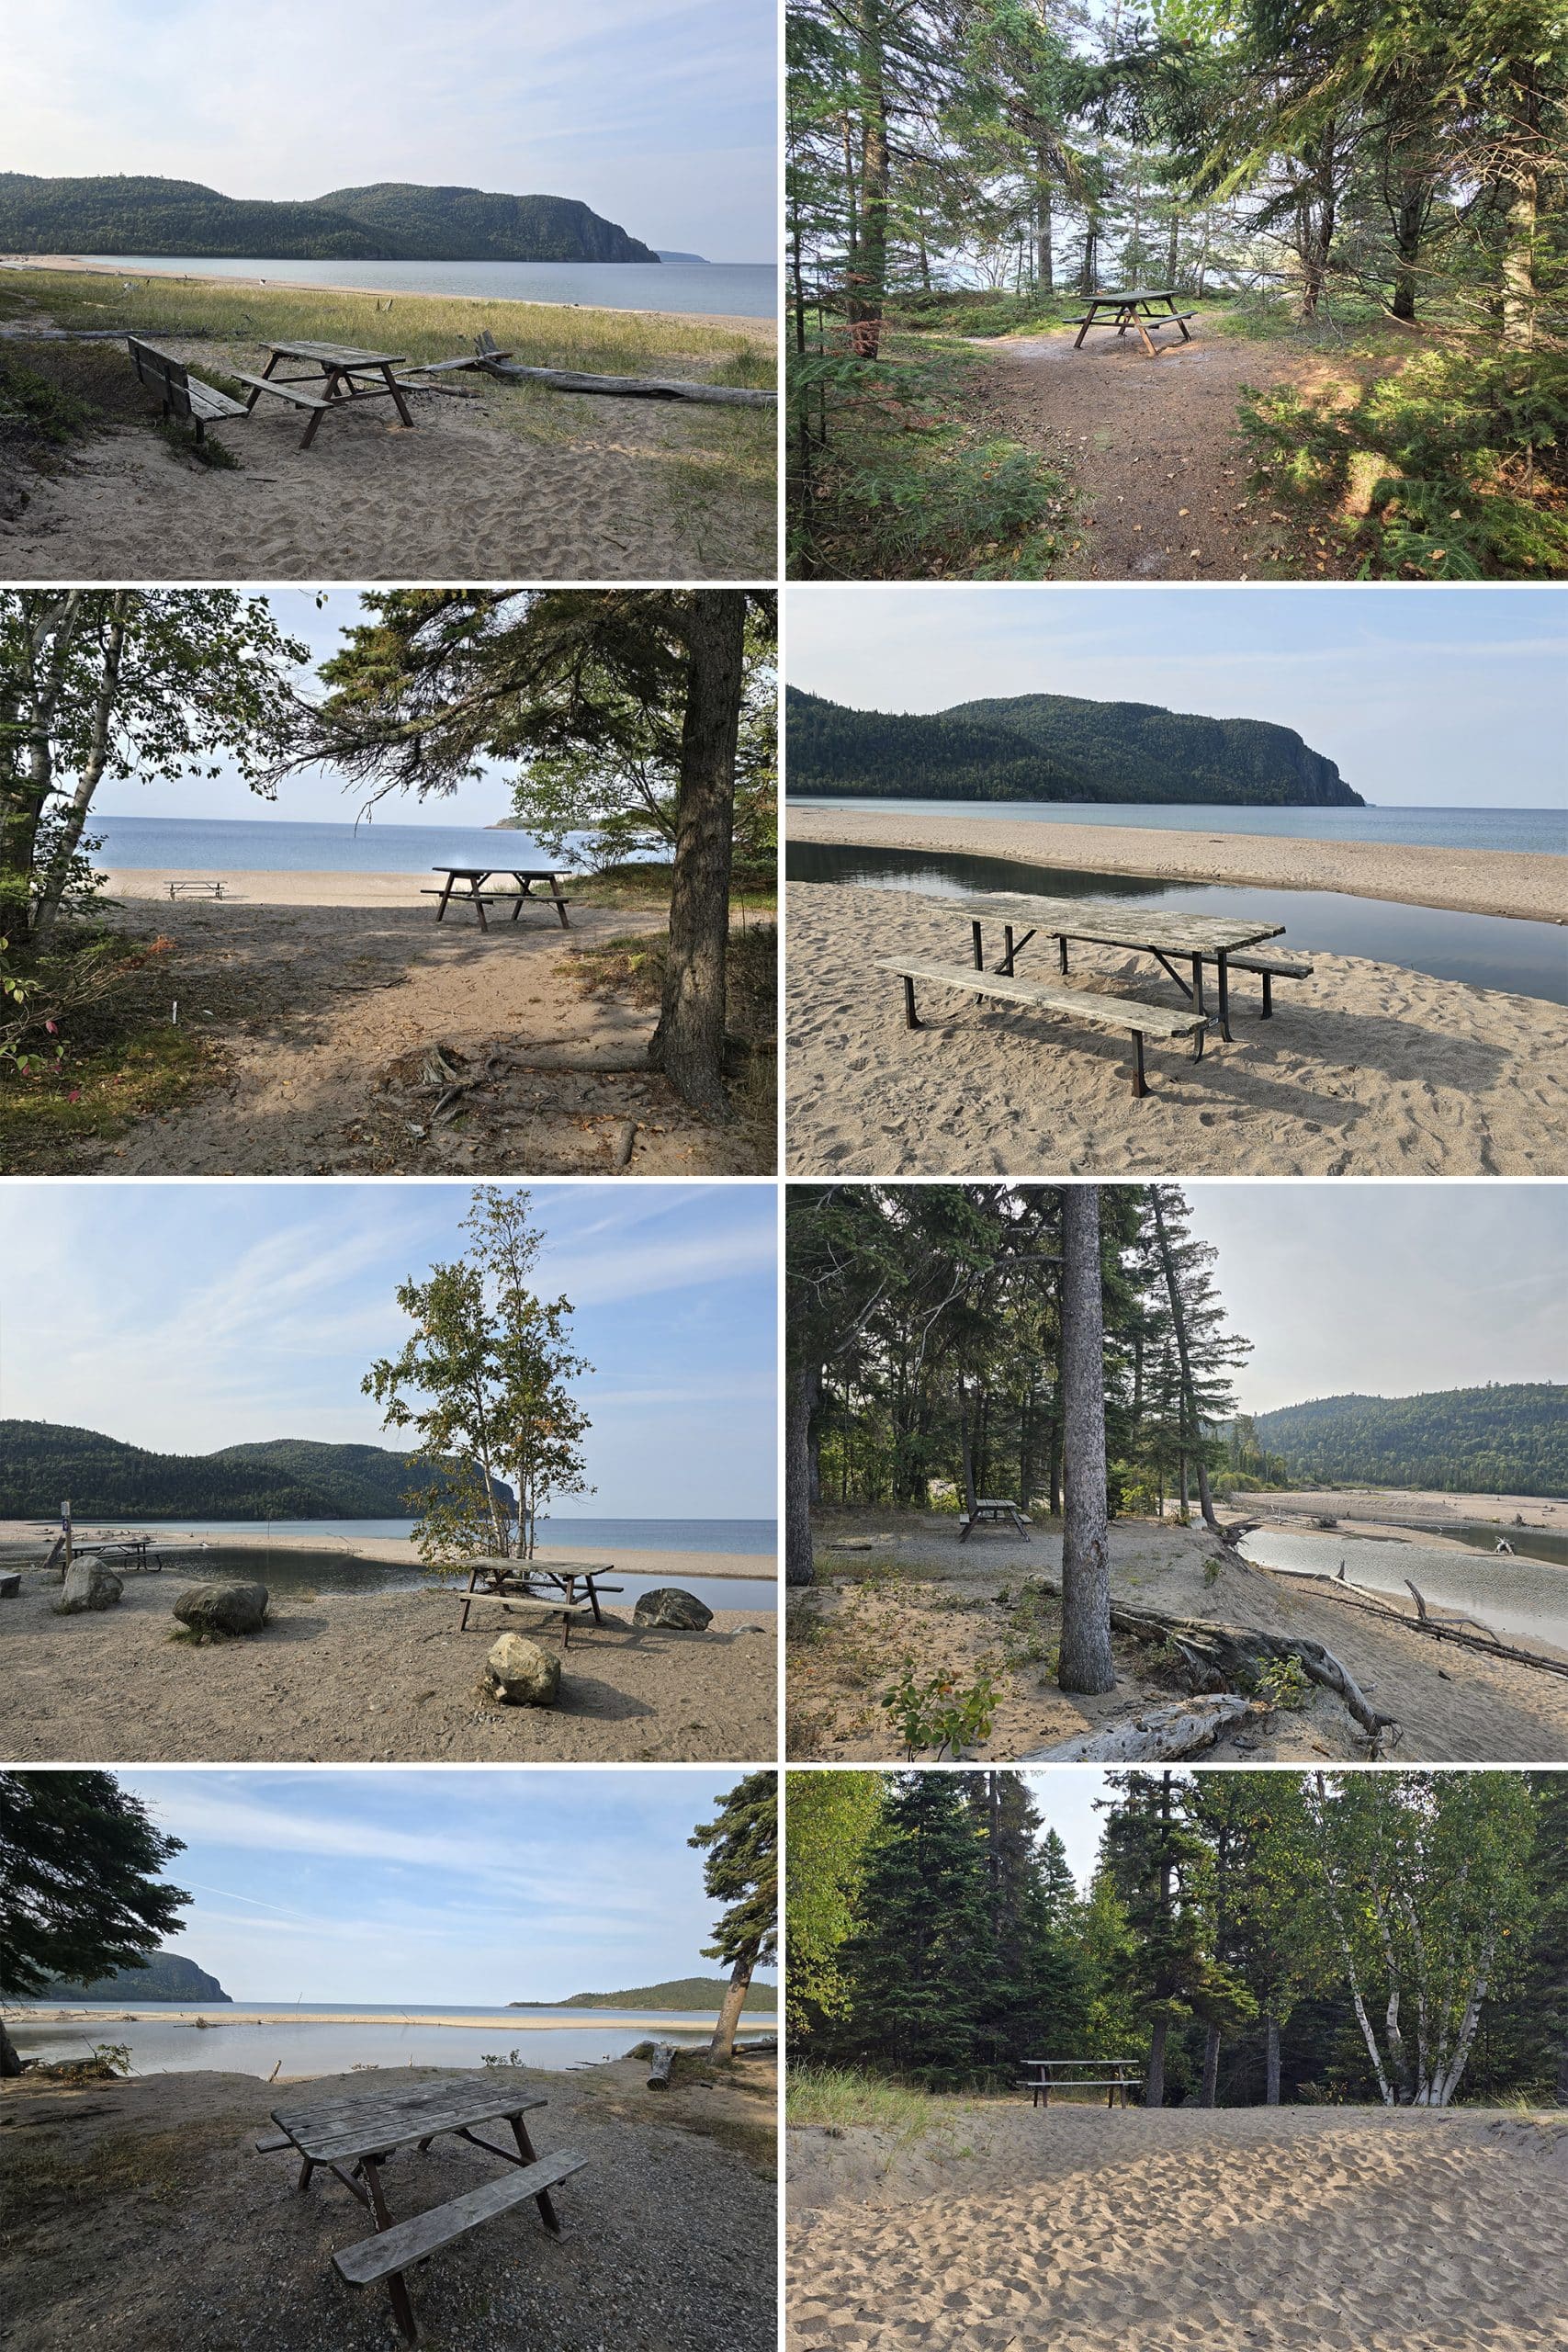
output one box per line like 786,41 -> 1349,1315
0,1182 -> 777,1516
8,0 -> 775,261
785,587 -> 1568,807
115,1768 -> 773,2004
1181,1181 -> 1568,1415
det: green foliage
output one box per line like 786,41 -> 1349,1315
0,174 -> 658,263
784,2062 -> 954,2140
1240,348 -> 1568,580
839,1773 -> 1000,2082
152,417 -> 240,470
1252,1384 -> 1567,1495
880,1659 -> 1001,1760
0,1420 -> 508,1521
785,683 -> 1361,803
36,1952 -> 227,2002
690,1773 -> 779,1980
0,1771 -> 189,2000
554,1976 -> 777,2011
1250,1655 -> 1312,1711
0,354 -> 95,444
784,1771 -> 887,2036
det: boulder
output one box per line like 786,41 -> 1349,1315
174,1580 -> 269,1637
483,1634 -> 561,1707
631,1586 -> 713,1631
52,1559 -> 123,1614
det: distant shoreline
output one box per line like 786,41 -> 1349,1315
11,2006 -> 773,2031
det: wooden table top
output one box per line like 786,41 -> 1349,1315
273,2076 -> 546,2163
434,865 -> 559,879
266,341 -> 408,367
468,1555 -> 615,1577
1085,289 -> 1175,305
943,890 -> 1284,956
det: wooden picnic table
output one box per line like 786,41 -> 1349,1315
425,866 -> 573,933
941,890 -> 1287,1043
1070,288 -> 1194,356
959,1498 -> 1032,1542
1021,2057 -> 1139,2109
456,1555 -> 623,1642
252,341 -> 417,445
262,2075 -> 585,2344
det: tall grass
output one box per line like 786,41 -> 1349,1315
786,2064 -> 958,2143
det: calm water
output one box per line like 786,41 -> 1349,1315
7,1999 -> 773,2078
1241,1526 -> 1568,1652
786,800 -> 1568,855
74,254 -> 778,320
92,812 -> 577,874
786,840 -> 1568,1006
97,1517 -> 777,1607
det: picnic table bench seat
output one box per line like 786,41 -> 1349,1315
880,956 -> 1207,1100
128,337 -> 249,441
1201,950 -> 1313,1018
333,2148 -> 588,2290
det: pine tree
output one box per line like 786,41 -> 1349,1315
842,1771 -> 997,2080
689,1772 -> 778,2062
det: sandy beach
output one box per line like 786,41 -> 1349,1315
788,2102 -> 1568,2352
785,806 -> 1566,922
0,2053 -> 776,2352
1256,1487 -> 1567,1540
1,1563 -> 776,1763
14,875 -> 764,1175
784,880 -> 1567,1175
0,1524 -> 775,1582
787,1514 -> 1568,1762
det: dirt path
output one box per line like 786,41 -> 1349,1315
83,895 -> 755,1175
969,319 -> 1368,579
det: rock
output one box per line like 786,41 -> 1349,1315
483,1634 -> 561,1706
52,1560 -> 123,1614
631,1586 -> 713,1631
174,1580 -> 269,1636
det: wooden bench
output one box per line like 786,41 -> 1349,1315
333,2149 -> 587,2300
1021,2058 -> 1138,2109
959,1499 -> 1031,1542
129,336 -> 332,447
418,888 -> 574,930
879,957 -> 1208,1100
166,878 -> 226,900
453,1587 -> 621,1647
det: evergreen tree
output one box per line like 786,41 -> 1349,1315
689,1773 -> 778,2062
842,1771 -> 998,2080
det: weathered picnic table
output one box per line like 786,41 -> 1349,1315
1021,2057 -> 1139,2109
250,341 -> 418,446
259,2075 -> 586,2344
1069,288 -> 1194,356
424,866 -> 573,933
959,1498 -> 1032,1542
455,1555 -> 623,1643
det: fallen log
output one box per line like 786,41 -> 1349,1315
1020,1694 -> 1257,1761
646,2041 -> 675,2089
481,360 -> 775,408
1280,1570 -> 1568,1679
1108,1601 -> 1398,1747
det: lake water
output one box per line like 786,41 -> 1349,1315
1240,1526 -> 1568,1653
92,1517 -> 777,1609
785,840 -> 1568,1006
786,800 -> 1568,856
7,1999 -> 774,2079
91,812 -> 580,874
73,254 -> 778,320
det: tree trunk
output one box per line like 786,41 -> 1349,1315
649,592 -> 743,1114
709,1953 -> 753,2061
1036,165 -> 1054,292
1058,1184 -> 1114,1694
1201,2022 -> 1221,2107
1150,1190 -> 1224,1535
960,1385 -> 979,1522
1166,205 -> 1180,288
0,2018 -> 21,2077
1265,2015 -> 1281,2105
846,0 -> 890,358
1146,2015 -> 1168,2108
1501,173 -> 1540,347
786,1363 -> 820,1587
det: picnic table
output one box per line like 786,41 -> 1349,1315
250,341 -> 418,446
259,2075 -> 586,2344
1021,2057 -> 1139,2109
942,890 -> 1289,1044
1070,288 -> 1194,356
424,867 -> 573,933
73,1533 -> 175,1573
959,1499 -> 1032,1542
455,1555 -> 623,1643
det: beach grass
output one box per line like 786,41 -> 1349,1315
786,2064 -> 966,2143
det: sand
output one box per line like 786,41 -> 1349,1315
788,2102 -> 1568,2352
784,881 -> 1567,1175
786,1515 -> 1568,1763
1258,1488 -> 1568,1539
28,876 -> 765,1175
0,2055 -> 776,2352
785,806 -> 1565,922
0,1565 -> 776,1763
0,322 -> 774,581
0,1524 -> 774,1582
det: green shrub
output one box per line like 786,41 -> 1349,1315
881,1658 -> 1000,1758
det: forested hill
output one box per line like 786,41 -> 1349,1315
36,1952 -> 230,2003
0,175 -> 659,263
785,686 -> 1363,805
0,1422 -> 514,1519
1252,1385 -> 1566,1495
516,1978 -> 777,2011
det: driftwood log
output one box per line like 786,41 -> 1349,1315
1109,1601 -> 1397,1747
1290,1572 -> 1568,1679
481,360 -> 774,407
1021,1694 -> 1256,1761
646,2041 -> 675,2089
